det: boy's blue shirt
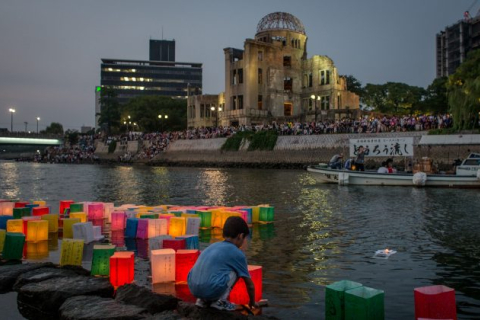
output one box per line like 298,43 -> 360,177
187,241 -> 250,300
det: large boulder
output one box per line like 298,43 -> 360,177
115,284 -> 179,314
13,267 -> 80,291
142,311 -> 182,320
59,295 -> 147,320
18,276 -> 114,320
176,301 -> 279,320
0,262 -> 54,293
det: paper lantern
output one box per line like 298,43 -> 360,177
196,211 -> 212,228
414,285 -> 457,320
175,249 -> 199,283
176,235 -> 199,250
345,286 -> 384,320
92,226 -> 104,241
41,214 -> 59,233
73,222 -> 94,244
13,207 -> 30,219
186,217 -> 201,236
136,239 -> 148,259
33,200 -> 46,206
91,244 -> 116,276
158,214 -> 174,234
59,200 -> 75,215
15,201 -> 29,208
111,211 -> 126,231
22,216 -> 41,235
325,280 -> 363,320
104,203 -> 114,223
168,217 -> 186,237
0,216 -> 13,229
0,230 -> 5,253
0,202 -> 15,216
252,206 -> 261,223
69,212 -> 87,223
110,251 -> 134,287
69,203 -> 84,213
62,218 -> 81,239
163,239 -> 186,251
259,206 -> 274,222
88,203 -> 104,220
48,232 -> 59,251
111,230 -> 125,247
60,238 -> 84,266
136,219 -> 149,239
91,218 -> 104,232
7,219 -> 24,233
229,265 -> 263,305
125,218 -> 138,238
151,249 -> 175,284
147,219 -> 168,238
3,232 -> 26,260
148,235 -> 173,257
25,241 -> 49,259
211,210 -> 224,228
26,220 -> 49,242
32,206 -> 50,216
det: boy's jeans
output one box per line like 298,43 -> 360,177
219,271 -> 237,301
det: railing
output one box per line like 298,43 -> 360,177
0,132 -> 63,139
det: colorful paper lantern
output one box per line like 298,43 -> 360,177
59,200 -> 75,215
148,235 -> 173,257
147,219 -> 168,238
111,230 -> 125,247
88,203 -> 104,220
33,200 -> 46,206
25,241 -> 49,259
158,214 -> 174,234
91,244 -> 116,276
345,286 -> 384,320
229,265 -> 263,305
69,203 -> 84,213
32,206 -> 49,216
104,203 -> 114,223
110,251 -> 134,287
125,218 -> 138,238
7,219 -> 24,233
259,206 -> 274,222
62,218 -> 81,239
22,216 -> 41,235
136,219 -> 149,239
176,235 -> 199,250
0,202 -> 15,216
14,201 -> 29,208
325,280 -> 363,320
168,217 -> 186,237
41,214 -> 59,233
0,230 -> 6,253
13,207 -> 30,219
211,209 -> 223,228
26,220 -> 49,242
151,249 -> 175,284
0,216 -> 13,229
175,249 -> 199,283
3,232 -> 25,260
59,238 -> 84,266
197,211 -> 212,228
69,212 -> 87,223
92,226 -> 104,241
72,222 -> 94,244
186,217 -> 201,235
414,285 -> 457,320
111,211 -> 126,231
252,206 -> 261,223
163,239 -> 186,251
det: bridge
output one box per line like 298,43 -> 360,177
0,133 -> 63,160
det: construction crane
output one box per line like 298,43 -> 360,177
464,0 -> 480,20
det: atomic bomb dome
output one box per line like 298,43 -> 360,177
256,12 -> 306,35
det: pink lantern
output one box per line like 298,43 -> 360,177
136,219 -> 149,239
111,212 -> 126,231
414,285 -> 457,320
88,203 -> 104,220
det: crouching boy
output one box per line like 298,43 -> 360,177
187,216 -> 257,311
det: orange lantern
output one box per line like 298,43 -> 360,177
229,265 -> 263,305
7,219 -> 24,234
22,216 -> 41,235
110,251 -> 134,287
26,220 -> 49,242
168,217 -> 186,237
175,249 -> 199,283
69,212 -> 87,223
0,202 -> 15,216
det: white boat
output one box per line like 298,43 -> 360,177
307,153 -> 480,188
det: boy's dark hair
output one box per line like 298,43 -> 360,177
223,216 -> 250,238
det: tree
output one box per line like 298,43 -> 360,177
362,84 -> 387,112
97,87 -> 121,134
447,50 -> 480,129
65,129 -> 79,146
41,122 -> 64,135
362,82 -> 426,114
341,75 -> 364,98
421,77 -> 448,114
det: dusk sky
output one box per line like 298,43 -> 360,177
0,0 -> 477,131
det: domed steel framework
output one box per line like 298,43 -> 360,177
256,12 -> 306,35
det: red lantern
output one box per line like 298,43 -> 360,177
175,249 -> 199,283
175,283 -> 196,303
414,285 -> 457,320
22,216 -> 41,234
32,206 -> 50,217
15,202 -> 29,208
110,251 -> 134,287
163,239 -> 186,251
59,200 -> 74,215
229,265 -> 262,305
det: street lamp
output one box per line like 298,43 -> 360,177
9,108 -> 15,132
158,114 -> 168,132
210,106 -> 222,127
310,95 -> 321,123
36,117 -> 40,134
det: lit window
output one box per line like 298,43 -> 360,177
124,77 -> 129,81
108,68 -> 113,71
132,69 -> 136,72
140,77 -> 144,81
132,77 -> 136,81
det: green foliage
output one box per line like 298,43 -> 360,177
108,140 -> 117,153
247,130 -> 278,151
447,50 -> 480,130
362,82 -> 426,114
221,131 -> 253,151
341,75 -> 364,98
121,96 -> 187,132
98,87 -> 121,134
41,122 -> 64,135
421,77 -> 448,114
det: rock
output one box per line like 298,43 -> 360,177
176,301 -> 279,320
13,267 -> 81,291
18,276 -> 114,320
0,262 -> 55,293
115,284 -> 179,314
59,295 -> 148,320
142,311 -> 181,320
59,264 -> 91,276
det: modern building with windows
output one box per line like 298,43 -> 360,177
187,12 -> 359,128
150,39 -> 175,61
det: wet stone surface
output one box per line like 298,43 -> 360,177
115,284 -> 179,314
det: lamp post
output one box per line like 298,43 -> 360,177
9,108 -> 15,132
36,117 -> 40,134
310,95 -> 321,123
158,114 -> 168,132
210,106 -> 222,127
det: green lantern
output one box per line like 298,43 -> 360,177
91,244 -> 116,276
3,232 -> 26,260
259,206 -> 274,222
69,203 -> 84,213
325,280 -> 363,320
345,286 -> 384,320
197,211 -> 212,228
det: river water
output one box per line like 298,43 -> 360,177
1,161 -> 480,319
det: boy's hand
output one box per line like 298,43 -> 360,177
249,302 -> 260,309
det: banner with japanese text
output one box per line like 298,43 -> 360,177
349,137 -> 414,157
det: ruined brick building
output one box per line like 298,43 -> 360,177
187,12 -> 360,128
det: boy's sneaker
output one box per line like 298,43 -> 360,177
210,299 -> 236,311
195,298 -> 209,308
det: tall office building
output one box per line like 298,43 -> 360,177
436,13 -> 480,77
150,39 -> 175,61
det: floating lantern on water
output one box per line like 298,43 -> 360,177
62,218 -> 81,239
168,217 -> 186,237
92,226 -> 104,241
147,219 -> 168,238
69,203 -> 84,213
186,217 -> 201,236
88,203 -> 104,220
175,249 -> 200,283
69,212 -> 87,223
32,206 -> 50,217
163,239 -> 186,251
325,280 -> 363,320
103,203 -> 114,223
110,251 -> 134,287
111,230 -> 125,247
15,201 -> 29,208
136,219 -> 149,239
25,241 -> 49,259
33,200 -> 46,206
72,222 -> 94,244
22,216 -> 41,235
196,211 -> 212,228
111,212 -> 126,231
26,220 -> 49,242
125,218 -> 139,238
91,244 -> 116,276
176,235 -> 199,250
229,265 -> 263,305
158,214 -> 174,234
373,248 -> 397,259
0,202 -> 15,216
7,219 -> 24,233
151,248 -> 175,284
3,232 -> 26,260
414,285 -> 456,320
345,286 -> 384,320
13,207 -> 30,219
259,206 -> 274,222
0,216 -> 13,229
60,238 -> 84,266
59,200 -> 75,215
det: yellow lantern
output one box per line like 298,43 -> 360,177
211,209 -> 224,228
26,220 -> 49,242
33,200 -> 46,206
26,241 -> 49,259
41,214 -> 59,233
0,229 -> 6,252
168,217 -> 186,237
60,238 -> 84,266
62,218 -> 81,239
7,219 -> 24,233
70,212 -> 87,223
